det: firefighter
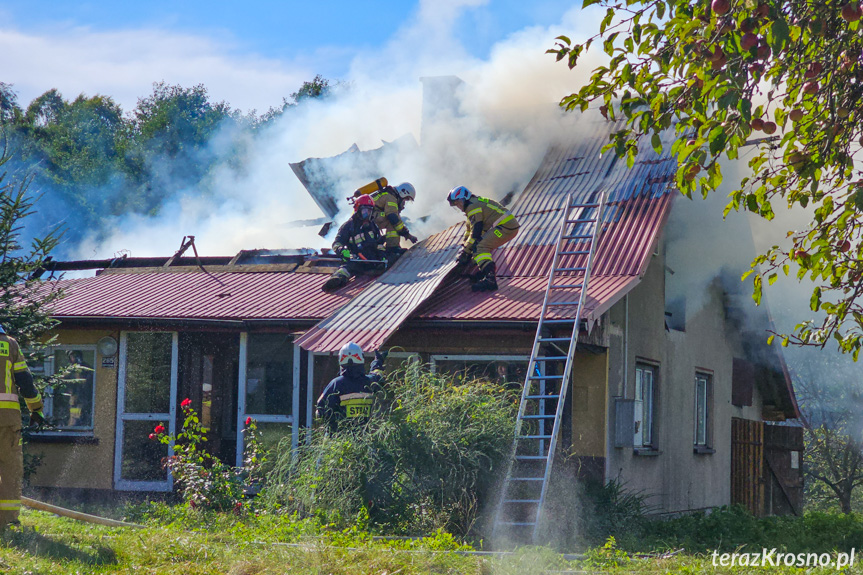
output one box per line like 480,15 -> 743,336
447,185 -> 519,292
322,194 -> 386,291
368,182 -> 419,263
0,324 -> 43,531
316,342 -> 386,432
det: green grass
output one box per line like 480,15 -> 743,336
6,507 -> 863,574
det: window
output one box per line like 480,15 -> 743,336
431,355 -> 530,386
634,363 -> 657,448
43,347 -> 97,433
245,334 -> 293,416
694,372 -> 712,448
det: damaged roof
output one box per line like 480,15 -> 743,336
296,110 -> 678,352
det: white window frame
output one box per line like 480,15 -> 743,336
34,344 -> 98,437
114,331 -> 178,492
694,372 -> 712,447
236,333 -> 299,466
634,362 -> 657,448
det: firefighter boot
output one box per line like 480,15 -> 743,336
322,268 -> 350,291
471,261 -> 498,292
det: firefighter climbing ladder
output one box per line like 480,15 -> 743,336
493,190 -> 608,544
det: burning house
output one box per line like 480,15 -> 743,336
23,82 -> 802,524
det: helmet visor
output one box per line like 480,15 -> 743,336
358,206 -> 373,219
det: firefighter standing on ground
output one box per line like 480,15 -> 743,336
447,185 -> 520,292
316,342 -> 386,432
0,325 -> 44,531
367,182 -> 419,264
323,195 -> 386,291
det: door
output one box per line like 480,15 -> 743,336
114,331 -> 178,491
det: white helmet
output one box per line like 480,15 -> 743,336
394,182 -> 416,201
338,342 -> 364,365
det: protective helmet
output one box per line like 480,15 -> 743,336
0,324 -> 6,334
395,182 -> 416,201
338,342 -> 364,365
447,186 -> 472,205
353,194 -> 375,220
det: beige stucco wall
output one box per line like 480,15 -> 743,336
28,328 -> 120,490
604,240 -> 766,514
571,350 -> 608,457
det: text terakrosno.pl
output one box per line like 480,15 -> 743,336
712,549 -> 855,569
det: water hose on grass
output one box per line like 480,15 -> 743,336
20,496 -> 145,529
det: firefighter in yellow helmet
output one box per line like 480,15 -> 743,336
447,186 -> 519,292
0,324 -> 43,531
368,182 -> 419,264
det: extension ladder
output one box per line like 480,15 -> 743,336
492,190 -> 608,544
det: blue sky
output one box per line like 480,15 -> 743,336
0,0 -> 591,113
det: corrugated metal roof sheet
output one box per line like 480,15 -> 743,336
49,271 -> 370,321
296,110 -> 680,351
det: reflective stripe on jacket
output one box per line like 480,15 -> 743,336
460,196 -> 519,246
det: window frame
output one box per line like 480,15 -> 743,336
634,361 -> 659,450
34,344 -> 98,437
694,371 -> 714,452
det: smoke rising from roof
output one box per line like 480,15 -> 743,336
69,3 -> 606,260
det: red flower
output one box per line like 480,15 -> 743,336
245,417 -> 252,426
148,433 -> 156,441
181,398 -> 192,409
154,424 -> 165,434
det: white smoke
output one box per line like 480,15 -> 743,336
69,2 -> 608,259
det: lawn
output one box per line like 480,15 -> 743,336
4,508 -> 863,574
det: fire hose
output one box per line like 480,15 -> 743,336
20,497 -> 144,529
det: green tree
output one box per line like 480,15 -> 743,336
552,0 -> 863,356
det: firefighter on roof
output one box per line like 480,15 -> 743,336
0,324 -> 44,531
323,194 -> 386,291
368,182 -> 418,263
447,185 -> 519,292
316,342 -> 386,432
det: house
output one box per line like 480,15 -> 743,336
24,99 -> 801,520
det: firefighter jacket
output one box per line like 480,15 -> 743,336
370,187 -> 410,236
316,359 -> 384,431
0,334 -> 41,428
459,196 -> 519,250
332,214 -> 386,260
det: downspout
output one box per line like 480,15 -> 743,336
623,294 -> 629,398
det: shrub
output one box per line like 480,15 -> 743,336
151,399 -> 267,512
263,364 -> 518,536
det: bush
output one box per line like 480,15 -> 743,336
263,364 -> 518,536
151,399 -> 267,512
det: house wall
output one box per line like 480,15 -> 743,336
28,328 -> 120,490
604,240 -> 767,515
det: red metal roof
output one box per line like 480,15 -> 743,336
49,271 -> 370,321
296,110 -> 680,352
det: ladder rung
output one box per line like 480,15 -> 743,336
521,414 -> 555,420
528,374 -> 563,379
547,301 -> 579,306
550,283 -> 583,289
516,455 -> 548,460
518,434 -> 553,439
554,267 -> 586,272
565,218 -> 596,224
498,521 -> 536,526
559,251 -> 589,256
510,477 -> 544,481
504,499 -> 541,504
526,394 -> 559,399
570,203 -> 599,209
534,356 -> 566,361
537,337 -> 571,342
562,234 -> 592,240
558,245 -> 590,250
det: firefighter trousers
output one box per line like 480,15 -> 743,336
0,425 -> 22,528
374,214 -> 402,250
473,224 -> 519,272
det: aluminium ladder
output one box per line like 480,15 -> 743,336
492,190 -> 608,544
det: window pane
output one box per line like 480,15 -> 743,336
435,359 -> 527,386
644,371 -> 653,445
50,349 -> 96,430
120,419 -> 168,481
125,332 -> 173,414
246,334 -> 292,416
695,376 -> 707,445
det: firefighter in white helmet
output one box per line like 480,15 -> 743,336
361,181 -> 419,264
447,185 -> 519,292
0,324 -> 44,531
316,342 -> 387,432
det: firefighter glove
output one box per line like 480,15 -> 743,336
374,349 -> 388,362
456,246 -> 472,265
405,232 -> 418,244
340,248 -> 352,261
29,410 -> 45,429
